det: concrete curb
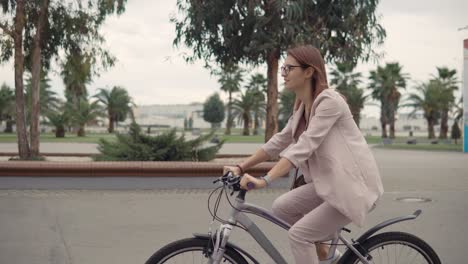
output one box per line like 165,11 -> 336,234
0,161 -> 275,177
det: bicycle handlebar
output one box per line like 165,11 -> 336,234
214,172 -> 255,192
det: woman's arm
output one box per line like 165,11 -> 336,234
238,148 -> 271,170
223,148 -> 271,175
239,157 -> 293,189
240,96 -> 343,190
224,114 -> 296,175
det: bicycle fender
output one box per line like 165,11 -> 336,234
193,233 -> 260,264
356,210 -> 422,244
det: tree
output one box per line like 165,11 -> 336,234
0,83 -> 15,132
172,0 -> 386,142
0,0 -> 127,159
45,102 -> 69,138
24,72 -> 59,123
202,93 -> 225,129
342,87 -> 367,128
451,96 -> 463,144
188,116 -> 193,130
330,62 -> 367,127
452,96 -> 463,126
278,88 -> 295,130
451,121 -> 461,145
183,117 -> 188,131
246,73 -> 267,135
67,97 -> 103,137
61,50 -> 92,106
216,63 -> 243,135
0,0 -> 30,157
369,63 -> 408,138
432,67 -> 458,139
403,81 -> 442,139
232,90 -> 256,136
94,86 -> 133,133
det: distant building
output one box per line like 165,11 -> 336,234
117,104 -> 462,137
131,103 -> 214,129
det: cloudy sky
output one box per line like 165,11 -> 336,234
0,0 -> 467,118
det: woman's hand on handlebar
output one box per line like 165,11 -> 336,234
240,173 -> 267,190
223,165 -> 242,176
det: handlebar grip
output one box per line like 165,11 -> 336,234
246,182 -> 255,190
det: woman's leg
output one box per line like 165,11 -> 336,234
288,202 -> 352,264
271,183 -> 324,225
271,183 -> 332,260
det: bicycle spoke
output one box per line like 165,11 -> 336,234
352,241 -> 433,264
154,248 -> 236,263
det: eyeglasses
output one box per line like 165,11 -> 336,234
281,64 -> 307,75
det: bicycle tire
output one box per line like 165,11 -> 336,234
145,237 -> 248,264
338,231 -> 441,264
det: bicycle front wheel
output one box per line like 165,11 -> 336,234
145,237 -> 248,264
339,232 -> 441,264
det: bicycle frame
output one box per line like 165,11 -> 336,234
209,190 -> 372,264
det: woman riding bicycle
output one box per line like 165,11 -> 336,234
224,45 -> 384,264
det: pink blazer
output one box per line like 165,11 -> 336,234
262,89 -> 384,227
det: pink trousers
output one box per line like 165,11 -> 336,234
271,183 -> 352,264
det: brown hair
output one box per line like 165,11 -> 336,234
286,45 -> 329,111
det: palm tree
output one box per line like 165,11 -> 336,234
368,69 -> 388,137
24,73 -> 60,123
330,63 -> 367,127
67,98 -> 103,137
45,103 -> 70,138
369,63 -> 408,138
342,87 -> 367,127
451,96 -> 463,144
403,81 -> 442,139
61,50 -> 94,135
246,73 -> 267,135
452,96 -> 463,126
217,63 -> 244,135
0,83 -> 15,133
94,86 -> 133,133
232,90 -> 256,136
61,50 -> 92,105
432,67 -> 458,139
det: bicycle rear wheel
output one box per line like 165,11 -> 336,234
145,237 -> 248,264
339,232 -> 441,264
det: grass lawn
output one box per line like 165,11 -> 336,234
0,133 -> 117,143
220,135 -> 265,143
375,143 -> 463,152
0,132 -> 463,153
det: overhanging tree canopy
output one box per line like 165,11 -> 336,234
172,0 -> 386,141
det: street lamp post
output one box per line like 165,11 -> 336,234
459,25 -> 468,153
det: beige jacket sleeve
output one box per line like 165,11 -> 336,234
280,96 -> 343,168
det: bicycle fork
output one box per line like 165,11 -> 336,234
209,223 -> 234,264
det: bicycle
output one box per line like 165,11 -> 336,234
145,172 -> 441,264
